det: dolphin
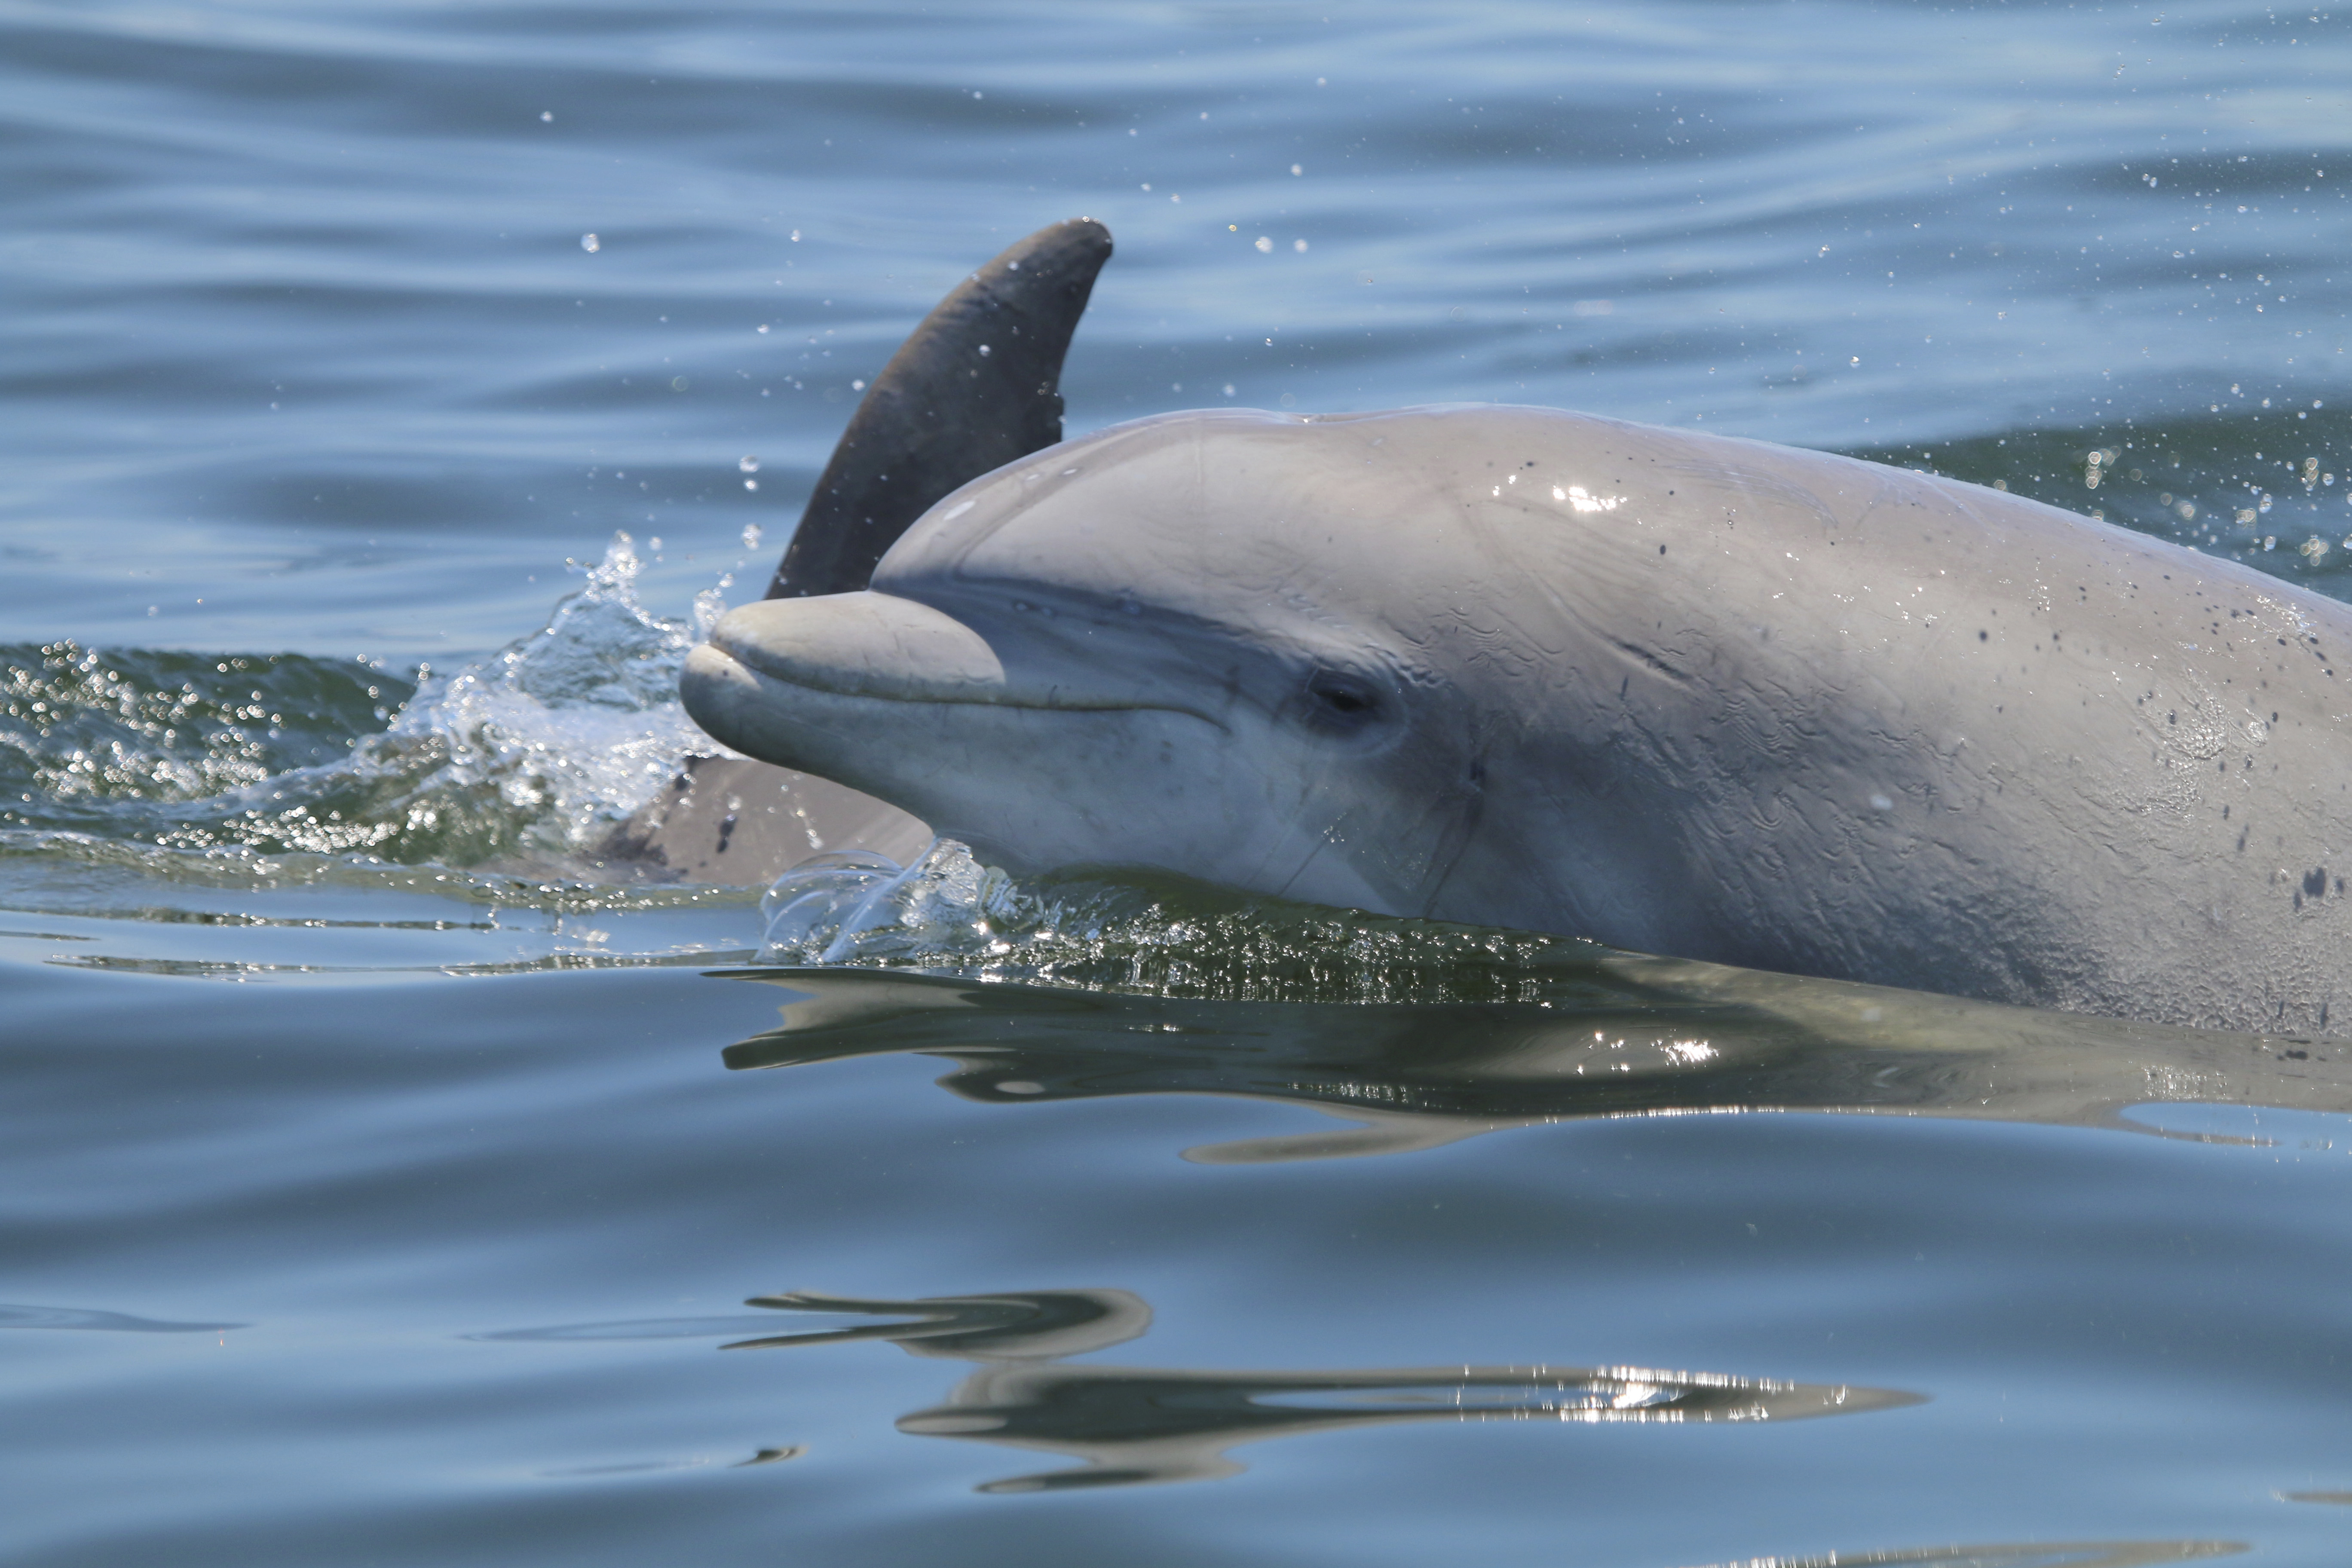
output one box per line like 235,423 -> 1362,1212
609,219 -> 1110,879
682,231 -> 2352,1037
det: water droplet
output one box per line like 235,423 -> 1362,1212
670,376 -> 688,391
1293,238 -> 1308,252
851,379 -> 866,391
539,111 -> 553,123
1254,236 -> 1273,252
1222,383 -> 1236,397
739,456 -> 760,473
977,343 -> 991,357
742,524 -> 763,549
580,233 -> 599,253
1290,163 -> 1303,175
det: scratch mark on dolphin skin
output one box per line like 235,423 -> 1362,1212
1269,829 -> 1341,904
1662,457 -> 1845,537
1415,750 -> 1491,916
1605,637 -> 1697,688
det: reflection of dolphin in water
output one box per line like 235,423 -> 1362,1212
899,1360 -> 1904,1493
1680,1546 -> 2240,1568
680,223 -> 2352,1034
718,960 -> 2352,1163
713,1289 -> 1919,1492
475,1286 -> 2245,1556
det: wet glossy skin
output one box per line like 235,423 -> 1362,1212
686,404 -> 2352,1035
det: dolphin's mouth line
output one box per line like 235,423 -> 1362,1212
704,641 -> 1232,732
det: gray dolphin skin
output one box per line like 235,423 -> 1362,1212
679,219 -> 2352,1035
687,398 -> 2352,1036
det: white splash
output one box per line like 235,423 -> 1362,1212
757,838 -> 1020,964
382,532 -> 721,852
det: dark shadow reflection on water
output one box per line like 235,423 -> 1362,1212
0,1303 -> 244,1332
1678,1545 -> 2241,1568
704,1288 -> 1921,1492
717,959 -> 2352,1162
470,1289 -> 2258,1552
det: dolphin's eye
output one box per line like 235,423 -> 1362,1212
1300,670 -> 1387,736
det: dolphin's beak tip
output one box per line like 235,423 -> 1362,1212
679,640 -> 750,739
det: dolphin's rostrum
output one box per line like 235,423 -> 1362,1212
613,220 -> 1110,880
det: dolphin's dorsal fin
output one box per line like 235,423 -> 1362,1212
763,217 -> 1113,599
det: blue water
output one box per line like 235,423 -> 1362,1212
8,2 -> 2352,1563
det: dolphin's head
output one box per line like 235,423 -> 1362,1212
685,407 -> 1568,919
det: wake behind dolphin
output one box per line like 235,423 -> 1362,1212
683,220 -> 2352,1038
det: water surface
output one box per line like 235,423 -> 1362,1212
6,3 -> 2352,1564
